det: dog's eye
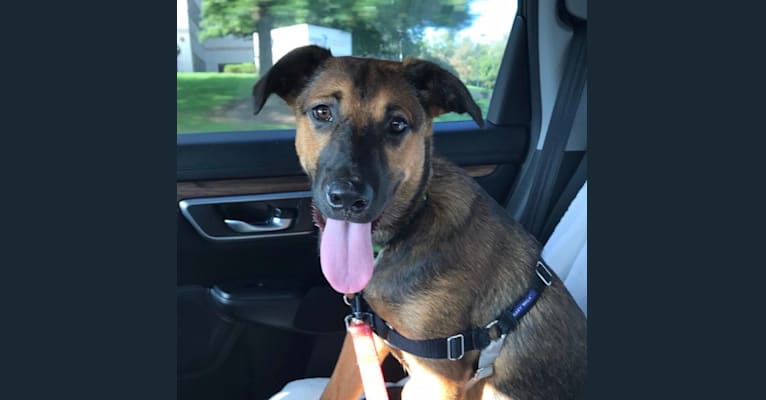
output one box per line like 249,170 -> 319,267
390,117 -> 409,134
311,105 -> 333,122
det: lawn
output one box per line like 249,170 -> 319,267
177,72 -> 296,134
177,73 -> 493,134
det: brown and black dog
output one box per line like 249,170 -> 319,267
253,45 -> 586,400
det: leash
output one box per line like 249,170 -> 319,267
345,295 -> 389,400
347,259 -> 554,387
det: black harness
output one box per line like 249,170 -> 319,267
347,259 -> 554,361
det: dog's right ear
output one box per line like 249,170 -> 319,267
252,45 -> 333,115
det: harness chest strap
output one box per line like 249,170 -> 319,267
349,260 -> 554,382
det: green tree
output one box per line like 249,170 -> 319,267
198,0 -> 475,74
471,36 -> 507,88
199,0 -> 298,76
419,31 -> 509,89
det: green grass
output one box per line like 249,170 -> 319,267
178,72 -> 254,133
177,72 -> 295,133
177,72 -> 256,112
177,73 -> 493,133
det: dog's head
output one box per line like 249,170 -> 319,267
253,45 -> 482,293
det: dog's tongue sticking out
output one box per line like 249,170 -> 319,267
320,219 -> 374,294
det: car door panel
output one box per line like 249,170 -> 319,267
177,120 -> 529,399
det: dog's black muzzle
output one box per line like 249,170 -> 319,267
326,179 -> 372,215
313,175 -> 383,224
313,125 -> 391,224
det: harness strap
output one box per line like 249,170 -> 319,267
355,259 -> 554,361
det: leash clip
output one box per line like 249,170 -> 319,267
343,293 -> 365,318
345,312 -> 374,330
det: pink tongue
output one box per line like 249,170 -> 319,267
320,218 -> 374,294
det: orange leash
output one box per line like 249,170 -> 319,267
346,315 -> 389,400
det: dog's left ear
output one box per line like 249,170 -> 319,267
252,45 -> 333,114
403,57 -> 484,128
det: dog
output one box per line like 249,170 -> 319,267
252,45 -> 587,400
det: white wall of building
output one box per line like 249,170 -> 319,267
178,0 -> 351,73
177,29 -> 194,72
199,36 -> 255,72
177,0 -> 191,71
256,24 -> 352,66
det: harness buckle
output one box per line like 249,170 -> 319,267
447,333 -> 465,360
484,319 -> 502,340
536,261 -> 553,286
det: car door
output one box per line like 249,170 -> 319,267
176,0 -> 582,398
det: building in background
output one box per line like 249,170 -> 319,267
257,24 -> 352,67
177,0 -> 352,73
177,0 -> 254,72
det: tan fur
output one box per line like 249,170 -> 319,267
294,116 -> 330,178
384,130 -> 425,194
252,46 -> 586,400
295,73 -> 352,108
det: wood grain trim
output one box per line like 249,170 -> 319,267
177,175 -> 310,201
176,165 -> 497,201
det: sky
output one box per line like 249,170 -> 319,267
461,0 -> 518,42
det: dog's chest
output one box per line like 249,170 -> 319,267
363,257 -> 428,335
364,249 -> 428,311
364,250 -> 473,340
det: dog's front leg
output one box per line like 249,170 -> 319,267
400,371 -> 462,400
398,355 -> 480,400
321,332 -> 390,400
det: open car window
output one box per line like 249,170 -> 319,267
177,0 -> 517,134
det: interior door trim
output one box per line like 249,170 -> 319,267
177,175 -> 310,201
179,191 -> 314,241
176,165 -> 498,201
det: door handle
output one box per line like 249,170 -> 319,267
224,215 -> 293,233
179,192 -> 312,241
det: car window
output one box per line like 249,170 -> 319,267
177,0 -> 517,134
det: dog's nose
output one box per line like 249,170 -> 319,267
326,180 -> 371,214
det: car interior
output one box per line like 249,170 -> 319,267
177,0 -> 587,399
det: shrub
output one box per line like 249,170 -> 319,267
223,62 -> 257,74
